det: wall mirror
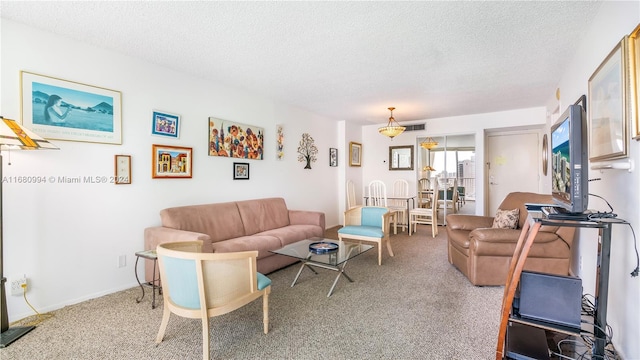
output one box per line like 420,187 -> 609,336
389,145 -> 414,170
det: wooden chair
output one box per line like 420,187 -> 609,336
346,179 -> 357,209
367,180 -> 387,207
388,179 -> 409,232
155,241 -> 271,360
337,206 -> 394,265
409,180 -> 439,237
438,179 -> 459,213
417,178 -> 432,208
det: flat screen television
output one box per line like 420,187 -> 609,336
550,104 -> 588,213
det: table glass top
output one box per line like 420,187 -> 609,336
270,238 -> 373,266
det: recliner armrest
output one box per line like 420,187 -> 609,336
470,228 -> 559,244
446,214 -> 494,231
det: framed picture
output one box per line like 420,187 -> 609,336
20,71 -> 122,144
588,36 -> 629,161
276,124 -> 284,160
114,155 -> 131,184
152,110 -> 180,138
208,117 -> 264,159
349,142 -> 362,167
233,162 -> 250,180
329,148 -> 338,167
631,24 -> 640,140
152,144 -> 192,179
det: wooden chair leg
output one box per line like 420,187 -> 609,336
155,307 -> 171,343
202,316 -> 210,360
378,242 -> 382,265
263,290 -> 269,334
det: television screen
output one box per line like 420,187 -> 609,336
550,104 -> 588,213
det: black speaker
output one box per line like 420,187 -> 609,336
515,271 -> 582,330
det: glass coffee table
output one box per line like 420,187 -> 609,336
270,238 -> 373,297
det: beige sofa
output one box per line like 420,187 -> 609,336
144,197 -> 325,281
446,192 -> 575,286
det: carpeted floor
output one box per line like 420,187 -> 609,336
1,225 -> 503,360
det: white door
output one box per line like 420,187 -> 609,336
487,132 -> 540,215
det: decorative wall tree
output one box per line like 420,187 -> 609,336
297,133 -> 318,169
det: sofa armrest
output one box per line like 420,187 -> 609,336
144,226 -> 213,253
446,214 -> 494,231
289,210 -> 326,230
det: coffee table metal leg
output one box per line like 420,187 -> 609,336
327,260 -> 354,297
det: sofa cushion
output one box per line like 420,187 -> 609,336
492,208 -> 519,229
160,202 -> 245,242
237,198 -> 290,235
260,224 -> 324,246
211,235 -> 282,260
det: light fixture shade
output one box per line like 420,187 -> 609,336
0,117 -> 58,150
420,137 -> 438,150
378,107 -> 405,139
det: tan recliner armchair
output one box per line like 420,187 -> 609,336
446,192 -> 576,286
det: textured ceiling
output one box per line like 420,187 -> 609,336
0,1 -> 604,124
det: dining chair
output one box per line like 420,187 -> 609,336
438,179 -> 459,213
417,178 -> 432,208
367,180 -> 387,207
155,241 -> 271,360
388,179 -> 409,232
409,180 -> 439,238
347,179 -> 357,209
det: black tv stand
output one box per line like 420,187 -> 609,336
496,210 -> 627,359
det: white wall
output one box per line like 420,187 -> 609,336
554,2 -> 640,358
1,19 -> 345,321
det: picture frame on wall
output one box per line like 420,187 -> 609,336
208,117 -> 264,159
233,162 -> 250,180
587,36 -> 629,161
349,142 -> 362,167
20,71 -> 122,144
152,144 -> 192,179
114,154 -> 131,184
631,24 -> 640,140
329,148 -> 338,167
151,110 -> 180,138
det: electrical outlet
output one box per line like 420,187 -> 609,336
118,255 -> 126,268
10,276 -> 28,296
579,256 -> 583,271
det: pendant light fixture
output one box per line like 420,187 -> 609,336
420,137 -> 438,172
378,107 -> 405,139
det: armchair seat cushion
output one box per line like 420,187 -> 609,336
338,225 -> 384,238
257,272 -> 272,290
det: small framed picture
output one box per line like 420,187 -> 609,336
151,110 -> 180,138
349,142 -> 362,167
114,154 -> 131,184
329,148 -> 338,167
152,144 -> 192,178
233,162 -> 250,180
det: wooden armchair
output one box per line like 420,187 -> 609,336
337,206 -> 394,265
155,241 -> 271,360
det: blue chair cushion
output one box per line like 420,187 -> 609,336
360,207 -> 387,227
163,257 -> 200,309
257,272 -> 271,290
338,225 -> 384,238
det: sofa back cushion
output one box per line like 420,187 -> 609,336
237,197 -> 290,235
160,202 -> 246,242
498,192 -> 552,228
